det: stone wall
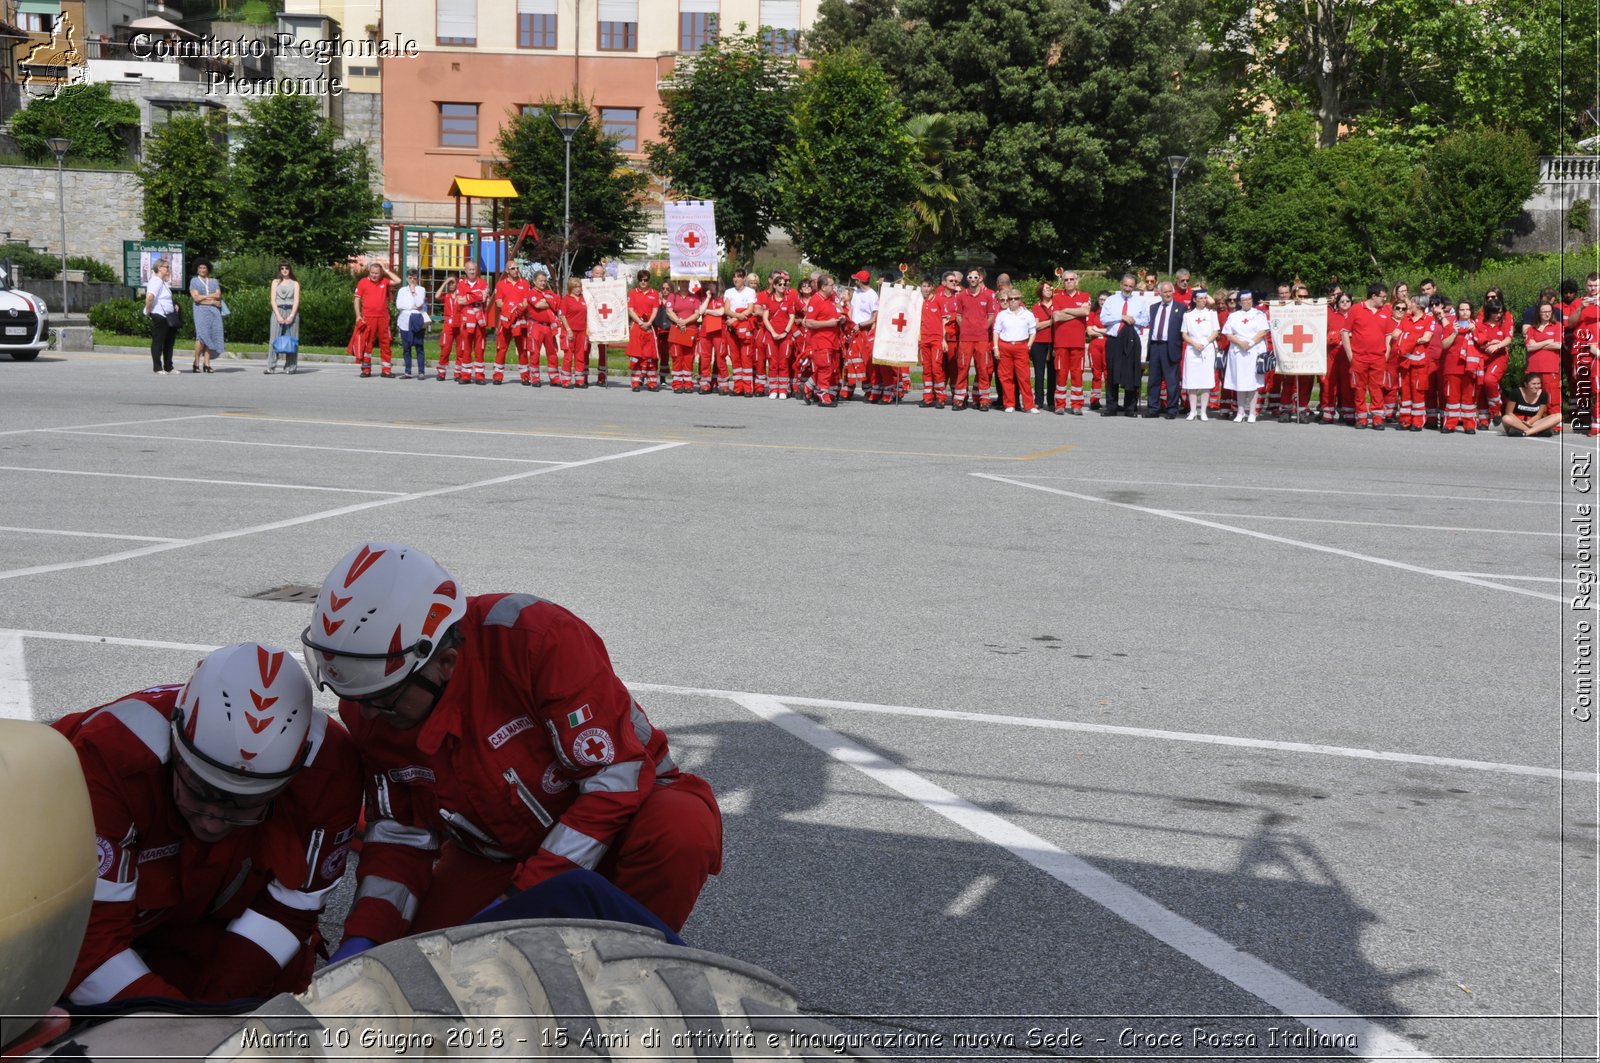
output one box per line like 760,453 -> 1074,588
341,89 -> 383,190
1502,156 -> 1600,256
0,164 -> 142,270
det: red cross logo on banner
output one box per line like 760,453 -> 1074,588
891,312 -> 909,333
675,224 -> 707,252
597,304 -> 613,319
1283,325 -> 1313,354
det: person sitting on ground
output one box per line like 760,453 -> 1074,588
302,544 -> 723,962
1500,373 -> 1562,437
53,644 -> 362,1005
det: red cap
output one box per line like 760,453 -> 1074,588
852,270 -> 871,283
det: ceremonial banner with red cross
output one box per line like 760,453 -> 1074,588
1266,298 -> 1328,375
582,278 -> 628,343
664,199 -> 719,280
870,282 -> 923,366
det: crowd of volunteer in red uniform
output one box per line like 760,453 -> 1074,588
346,258 -> 1595,435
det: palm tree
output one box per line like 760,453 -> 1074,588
903,112 -> 969,256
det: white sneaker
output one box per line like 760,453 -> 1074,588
1028,407 -> 1040,414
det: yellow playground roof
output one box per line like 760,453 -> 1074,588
447,177 -> 519,199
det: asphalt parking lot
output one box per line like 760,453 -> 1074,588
2,349 -> 1594,1061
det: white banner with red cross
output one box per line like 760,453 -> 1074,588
582,278 -> 628,343
871,283 -> 923,366
1266,299 -> 1328,375
664,199 -> 719,280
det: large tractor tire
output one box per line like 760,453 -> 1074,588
39,920 -> 874,1060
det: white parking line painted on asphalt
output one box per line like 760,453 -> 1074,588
47,430 -> 569,465
221,412 -> 675,446
0,465 -> 405,496
0,526 -> 184,543
943,874 -> 998,918
1167,511 -> 1575,538
977,474 -> 1566,604
1002,475 -> 1568,507
9,630 -> 1589,783
1435,571 -> 1564,584
730,692 -> 1438,1062
0,441 -> 686,583
0,631 -> 32,721
0,413 -> 216,438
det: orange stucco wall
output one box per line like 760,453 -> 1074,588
380,50 -> 666,205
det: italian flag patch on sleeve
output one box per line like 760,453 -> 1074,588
566,705 -> 592,728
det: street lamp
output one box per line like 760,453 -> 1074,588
47,136 -> 70,318
1166,154 -> 1189,280
549,110 -> 587,294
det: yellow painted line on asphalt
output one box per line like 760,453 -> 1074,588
218,412 -> 1065,461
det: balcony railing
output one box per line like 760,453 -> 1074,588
1540,155 -> 1600,184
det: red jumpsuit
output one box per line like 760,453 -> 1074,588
667,291 -> 703,393
560,293 -> 588,387
492,275 -> 530,385
54,688 -> 361,1005
1524,321 -> 1563,414
804,292 -> 844,404
1572,298 -> 1600,434
526,283 -> 562,386
1394,312 -> 1436,429
697,294 -> 727,392
435,288 -> 462,381
1473,314 -> 1514,424
1050,289 -> 1090,411
1087,310 -> 1108,408
340,594 -> 722,939
1442,319 -> 1481,431
725,289 -> 759,395
1320,307 -> 1349,423
950,287 -> 998,409
760,289 -> 802,397
918,289 -> 949,405
353,276 -> 393,377
1345,302 -> 1393,427
454,276 -> 489,383
626,287 -> 662,391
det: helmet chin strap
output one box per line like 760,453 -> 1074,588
409,669 -> 449,718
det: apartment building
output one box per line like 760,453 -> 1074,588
377,0 -> 817,222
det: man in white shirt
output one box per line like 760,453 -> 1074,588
395,270 -> 429,380
723,270 -> 758,395
1143,281 -> 1186,418
1098,273 -> 1148,416
846,270 -> 886,403
993,291 -> 1040,412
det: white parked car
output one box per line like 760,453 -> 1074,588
0,261 -> 49,361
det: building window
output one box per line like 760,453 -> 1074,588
438,102 -> 479,148
597,0 -> 637,51
437,0 -> 477,46
680,1 -> 718,51
348,65 -> 378,77
517,0 -> 556,48
19,12 -> 53,32
601,107 -> 639,152
760,0 -> 799,54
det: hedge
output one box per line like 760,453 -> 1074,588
90,287 -> 360,347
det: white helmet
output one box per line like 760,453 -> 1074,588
172,643 -> 315,797
301,543 -> 466,698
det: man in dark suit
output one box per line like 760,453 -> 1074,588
1142,281 -> 1186,418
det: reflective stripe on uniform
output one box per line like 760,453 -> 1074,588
577,761 -> 642,795
655,751 -> 679,777
354,874 -> 419,923
93,876 -> 137,903
95,699 -> 172,761
374,773 -> 393,819
68,948 -> 153,1005
484,593 -> 545,627
267,878 -> 338,912
226,908 -> 302,967
629,701 -> 653,745
540,823 -> 607,869
364,818 -> 440,851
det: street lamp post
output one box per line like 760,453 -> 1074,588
550,110 -> 588,295
1166,154 -> 1189,280
48,137 -> 70,318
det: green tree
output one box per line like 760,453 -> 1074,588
647,30 -> 797,267
812,0 -> 1227,272
9,83 -> 139,164
137,110 -> 235,261
1414,129 -> 1540,270
903,113 -> 971,257
230,95 -> 379,264
775,51 -> 916,277
805,0 -> 898,56
496,97 -> 650,272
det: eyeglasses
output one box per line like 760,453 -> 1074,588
172,763 -> 273,826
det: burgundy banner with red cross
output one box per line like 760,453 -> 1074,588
871,282 -> 923,367
582,278 -> 628,343
1266,299 -> 1328,376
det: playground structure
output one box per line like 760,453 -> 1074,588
384,178 -> 542,322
